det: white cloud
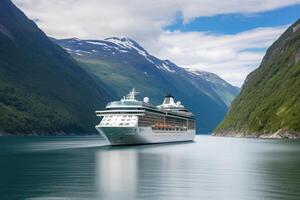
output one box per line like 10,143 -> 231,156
154,26 -> 287,86
12,0 -> 299,86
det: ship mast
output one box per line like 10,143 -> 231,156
126,88 -> 139,100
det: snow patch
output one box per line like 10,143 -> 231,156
185,68 -> 228,86
64,47 -> 73,52
185,68 -> 206,76
161,63 -> 175,72
75,50 -> 92,54
86,41 -> 110,47
105,37 -> 148,57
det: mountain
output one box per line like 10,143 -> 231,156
0,0 -> 112,135
185,68 -> 240,107
215,19 -> 300,139
56,37 -> 240,133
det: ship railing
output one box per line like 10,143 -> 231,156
95,110 -> 145,116
106,101 -> 143,107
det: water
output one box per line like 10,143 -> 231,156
0,136 -> 299,200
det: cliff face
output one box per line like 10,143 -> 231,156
214,19 -> 300,139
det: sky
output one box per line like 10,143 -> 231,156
13,0 -> 300,86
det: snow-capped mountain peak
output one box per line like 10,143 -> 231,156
185,68 -> 238,88
185,68 -> 221,80
104,37 -> 148,55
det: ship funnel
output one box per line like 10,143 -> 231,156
162,94 -> 176,106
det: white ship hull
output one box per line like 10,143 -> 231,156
96,126 -> 196,145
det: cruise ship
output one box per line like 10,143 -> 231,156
95,89 -> 196,145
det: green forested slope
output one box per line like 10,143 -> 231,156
0,0 -> 111,135
215,19 -> 300,137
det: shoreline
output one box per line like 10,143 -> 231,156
0,132 -> 99,136
213,129 -> 300,139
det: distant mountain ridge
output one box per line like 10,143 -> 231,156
185,68 -> 240,107
0,0 -> 111,135
215,19 -> 300,139
56,37 -> 240,133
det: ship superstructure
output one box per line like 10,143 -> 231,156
95,88 -> 196,145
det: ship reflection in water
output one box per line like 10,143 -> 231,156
94,136 -> 300,200
96,149 -> 138,199
0,136 -> 300,200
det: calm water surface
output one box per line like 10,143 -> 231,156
0,136 -> 299,200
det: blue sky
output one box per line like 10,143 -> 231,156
167,4 -> 300,35
13,0 -> 300,86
